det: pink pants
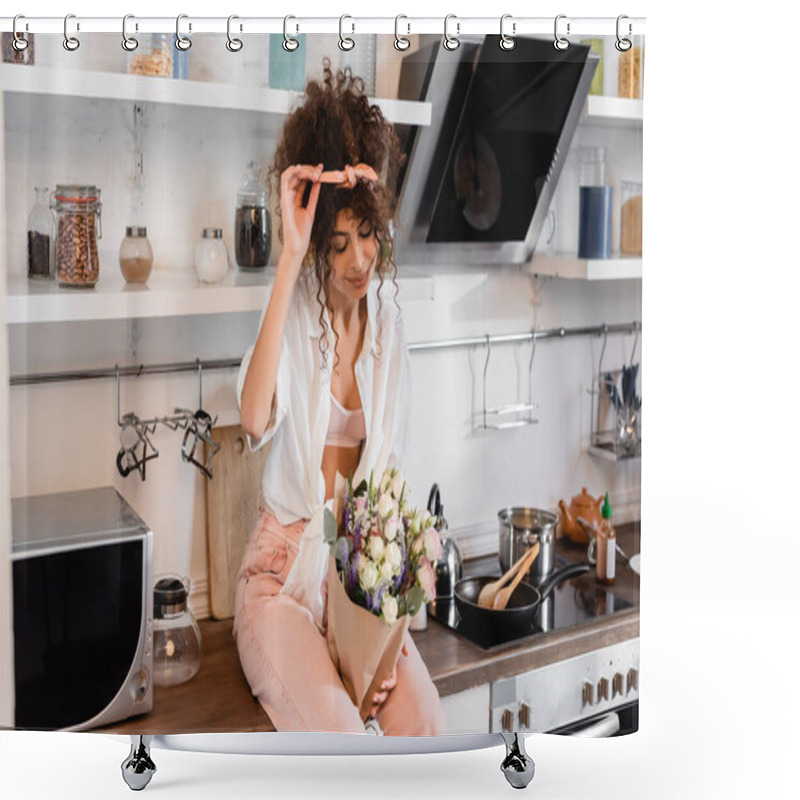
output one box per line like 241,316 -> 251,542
232,507 -> 447,735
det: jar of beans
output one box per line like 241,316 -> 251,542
52,185 -> 102,289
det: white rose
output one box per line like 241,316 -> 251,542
391,473 -> 405,500
358,559 -> 378,592
381,595 -> 398,626
386,542 -> 403,571
379,470 -> 393,495
380,559 -> 395,580
368,535 -> 385,562
384,515 -> 399,541
409,511 -> 422,536
377,493 -> 394,520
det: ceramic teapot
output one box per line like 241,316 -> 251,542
558,487 -> 605,544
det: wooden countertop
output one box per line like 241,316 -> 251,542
96,523 -> 639,735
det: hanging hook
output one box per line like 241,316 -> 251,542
554,14 -> 570,51
338,14 -> 355,51
499,14 -> 516,51
63,13 -> 80,51
629,322 -> 639,367
283,15 -> 299,51
597,324 -> 609,378
121,14 -> 138,52
226,15 -> 243,52
12,15 -> 29,52
482,334 -> 492,429
175,13 -> 192,51
196,358 -> 203,410
443,14 -> 460,51
527,332 -> 537,420
394,15 -> 411,51
115,363 -> 122,426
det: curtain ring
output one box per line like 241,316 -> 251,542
283,15 -> 299,51
394,15 -> 411,51
63,13 -> 80,51
176,13 -> 192,51
499,13 -> 515,50
615,14 -> 633,52
121,14 -> 138,52
554,14 -> 570,51
226,15 -> 243,52
12,15 -> 29,52
338,14 -> 355,51
443,14 -> 460,51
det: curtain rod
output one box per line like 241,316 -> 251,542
0,16 -> 646,37
9,321 -> 640,387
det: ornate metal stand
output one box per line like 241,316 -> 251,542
121,735 -> 156,791
500,733 -> 535,789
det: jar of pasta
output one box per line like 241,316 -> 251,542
128,33 -> 172,78
52,185 -> 102,288
618,43 -> 644,99
619,181 -> 643,256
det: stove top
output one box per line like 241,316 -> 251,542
427,554 -> 633,650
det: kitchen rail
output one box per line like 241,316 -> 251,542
9,321 -> 641,386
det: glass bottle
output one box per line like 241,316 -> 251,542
119,226 -> 154,284
27,186 -> 55,280
52,184 -> 102,288
152,575 -> 202,687
235,160 -> 271,269
578,147 -> 612,260
128,33 -> 173,77
595,493 -> 616,586
195,228 -> 230,283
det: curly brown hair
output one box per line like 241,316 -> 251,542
268,57 -> 407,368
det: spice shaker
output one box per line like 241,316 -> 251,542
27,186 -> 55,280
119,226 -> 154,284
195,228 -> 229,284
152,575 -> 202,687
235,160 -> 271,269
52,184 -> 102,288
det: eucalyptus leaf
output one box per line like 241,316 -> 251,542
323,507 -> 339,545
405,586 -> 426,617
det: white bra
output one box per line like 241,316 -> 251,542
325,394 -> 366,448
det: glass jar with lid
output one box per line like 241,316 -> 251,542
152,575 -> 202,687
27,186 -> 55,280
127,33 -> 172,77
619,181 -> 643,256
578,148 -> 612,260
195,228 -> 230,284
235,160 -> 271,269
52,184 -> 102,288
119,226 -> 154,284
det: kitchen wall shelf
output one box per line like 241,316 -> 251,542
5,267 -> 435,324
529,253 -> 642,281
0,64 -> 432,127
582,95 -> 643,128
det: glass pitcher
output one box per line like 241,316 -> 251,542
152,574 -> 202,687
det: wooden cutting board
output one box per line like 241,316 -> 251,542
205,425 -> 271,620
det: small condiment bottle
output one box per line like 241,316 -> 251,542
595,492 -> 616,586
195,228 -> 229,284
119,226 -> 154,284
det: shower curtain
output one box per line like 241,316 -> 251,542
1,16 -> 643,742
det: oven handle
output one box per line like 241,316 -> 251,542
564,712 -> 621,738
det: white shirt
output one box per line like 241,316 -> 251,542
236,270 -> 411,631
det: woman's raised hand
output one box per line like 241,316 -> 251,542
279,163 -> 323,276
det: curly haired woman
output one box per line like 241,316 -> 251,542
232,59 -> 446,736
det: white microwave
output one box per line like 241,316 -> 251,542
10,487 -> 154,731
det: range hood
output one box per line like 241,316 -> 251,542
392,34 -> 598,267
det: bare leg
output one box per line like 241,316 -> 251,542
500,733 -> 535,789
121,735 -> 156,791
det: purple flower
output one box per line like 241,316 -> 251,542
333,536 -> 351,568
346,551 -> 362,594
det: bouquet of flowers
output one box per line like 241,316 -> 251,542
323,466 -> 443,722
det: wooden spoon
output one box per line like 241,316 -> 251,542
477,545 -> 539,609
492,542 -> 541,610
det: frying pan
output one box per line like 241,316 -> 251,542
454,562 -> 590,642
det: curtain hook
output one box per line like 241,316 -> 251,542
499,14 -> 516,51
12,15 -> 29,52
616,14 -> 633,52
283,15 -> 299,51
176,13 -> 192,51
121,14 -> 138,52
394,15 -> 411,51
443,14 -> 460,51
63,13 -> 80,51
339,14 -> 355,51
554,14 -> 570,51
226,15 -> 243,52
